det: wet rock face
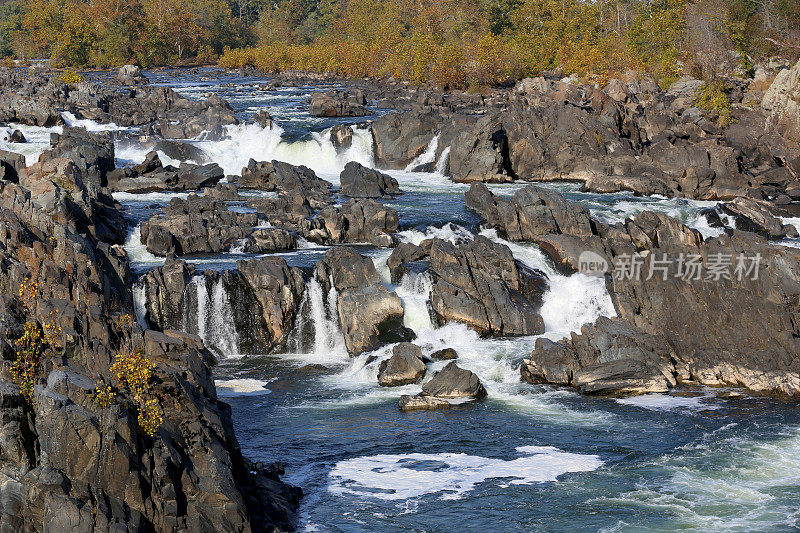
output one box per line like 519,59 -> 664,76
314,247 -> 413,356
448,116 -> 511,183
330,124 -> 353,150
370,110 -> 441,169
339,161 -> 402,198
398,393 -> 451,411
378,343 -> 427,386
421,362 -> 487,399
428,236 -> 546,336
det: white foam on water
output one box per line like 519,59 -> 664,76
781,217 -> 800,235
123,226 -> 165,268
328,445 -> 603,501
435,146 -> 450,175
215,378 -> 272,397
185,275 -> 241,358
189,123 -> 374,179
480,229 -> 617,337
61,111 -> 127,132
133,281 -> 148,330
286,278 -> 350,365
397,223 -> 474,246
404,134 -> 439,171
593,427 -> 800,531
0,123 -> 62,164
112,191 -> 190,203
615,394 -> 719,411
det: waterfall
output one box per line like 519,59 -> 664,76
436,145 -> 451,175
405,134 -> 440,171
133,281 -> 148,330
288,278 -> 348,362
396,271 -> 434,333
184,275 -> 241,358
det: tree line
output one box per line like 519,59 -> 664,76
0,0 -> 798,87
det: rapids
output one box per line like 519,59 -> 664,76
5,68 -> 800,532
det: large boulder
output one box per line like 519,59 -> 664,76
239,159 -> 332,208
339,161 -> 401,198
428,236 -> 546,336
448,116 -> 512,183
309,89 -> 368,117
377,343 -> 427,386
314,247 -> 413,355
421,362 -> 487,398
521,317 -> 676,395
139,195 -> 258,255
41,128 -> 115,188
108,155 -> 224,194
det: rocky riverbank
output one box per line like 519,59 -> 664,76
2,58 -> 800,530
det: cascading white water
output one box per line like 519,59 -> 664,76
435,145 -> 451,175
185,275 -> 240,358
405,134 -> 439,171
288,278 -> 349,363
396,271 -> 435,333
133,281 -> 148,330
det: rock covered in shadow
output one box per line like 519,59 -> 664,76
339,161 -> 402,198
386,242 -> 428,283
330,124 -> 353,150
429,347 -> 458,360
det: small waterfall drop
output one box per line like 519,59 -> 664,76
436,145 -> 451,175
288,278 -> 349,362
133,281 -> 148,330
185,275 -> 241,358
405,134 -> 440,171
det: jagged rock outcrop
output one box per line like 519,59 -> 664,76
0,157 -> 299,531
521,317 -> 676,395
40,128 -> 115,189
428,236 -> 547,336
139,195 -> 258,256
309,199 -> 399,247
508,186 -> 800,397
721,196 -> 798,239
309,89 -> 368,117
314,247 -> 413,355
386,242 -> 427,283
107,152 -> 224,194
339,161 -> 401,198
239,159 -> 333,208
762,57 -> 800,143
1,149 -> 26,182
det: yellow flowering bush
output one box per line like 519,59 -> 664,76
107,351 -> 164,437
11,278 -> 61,406
57,68 -> 83,86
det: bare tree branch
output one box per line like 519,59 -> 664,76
764,37 -> 800,50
